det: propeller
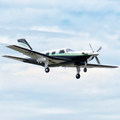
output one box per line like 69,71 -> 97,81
97,46 -> 102,52
87,44 -> 102,65
89,43 -> 94,52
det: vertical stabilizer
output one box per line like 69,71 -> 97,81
18,39 -> 33,50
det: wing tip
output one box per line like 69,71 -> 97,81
114,66 -> 119,68
6,45 -> 14,48
2,55 -> 8,57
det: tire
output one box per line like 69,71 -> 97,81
45,68 -> 50,73
76,74 -> 80,79
84,68 -> 87,72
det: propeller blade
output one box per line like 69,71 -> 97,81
89,43 -> 94,52
97,46 -> 102,52
95,56 -> 101,65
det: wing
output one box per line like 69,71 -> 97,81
85,63 -> 118,68
6,45 -> 71,64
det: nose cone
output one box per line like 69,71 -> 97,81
92,52 -> 99,56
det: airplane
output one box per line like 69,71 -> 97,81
3,39 -> 118,79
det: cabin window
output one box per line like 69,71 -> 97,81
46,52 -> 50,55
52,51 -> 56,55
59,50 -> 65,54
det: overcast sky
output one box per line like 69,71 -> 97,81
0,0 -> 120,120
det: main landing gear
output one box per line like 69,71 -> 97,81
45,60 -> 50,73
76,73 -> 80,79
76,66 -> 81,79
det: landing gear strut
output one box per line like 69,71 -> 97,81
45,60 -> 50,73
76,66 -> 81,79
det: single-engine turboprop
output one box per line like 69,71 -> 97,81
3,39 -> 118,79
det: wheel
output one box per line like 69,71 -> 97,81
83,68 -> 87,72
45,67 -> 50,73
76,74 -> 80,79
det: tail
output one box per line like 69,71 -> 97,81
17,39 -> 33,50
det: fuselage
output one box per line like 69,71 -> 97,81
42,48 -> 98,64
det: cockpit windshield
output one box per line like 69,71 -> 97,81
66,49 -> 74,52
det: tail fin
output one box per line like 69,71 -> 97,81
17,39 -> 33,50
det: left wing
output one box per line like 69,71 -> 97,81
6,45 -> 71,64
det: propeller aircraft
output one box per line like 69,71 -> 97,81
3,39 -> 118,79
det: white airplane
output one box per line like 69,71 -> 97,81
3,39 -> 118,79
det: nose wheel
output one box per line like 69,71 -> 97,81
83,67 -> 87,72
45,67 -> 50,73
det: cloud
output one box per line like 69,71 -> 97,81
0,36 -> 9,44
0,61 -> 120,120
1,0 -> 120,12
0,101 -> 78,120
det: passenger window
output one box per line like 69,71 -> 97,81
59,50 -> 65,54
52,51 -> 56,55
46,52 -> 49,55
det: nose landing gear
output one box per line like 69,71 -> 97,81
83,67 -> 87,72
83,62 -> 87,72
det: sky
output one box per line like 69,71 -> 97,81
0,0 -> 120,120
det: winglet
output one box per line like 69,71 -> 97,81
17,39 -> 33,50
